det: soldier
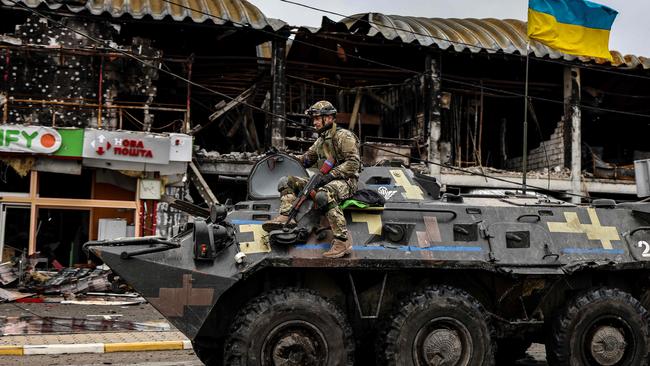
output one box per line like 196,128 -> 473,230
263,100 -> 360,258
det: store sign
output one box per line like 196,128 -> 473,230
83,129 -> 170,164
0,125 -> 62,154
53,128 -> 84,157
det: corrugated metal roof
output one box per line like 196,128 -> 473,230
335,13 -> 650,69
2,0 -> 287,30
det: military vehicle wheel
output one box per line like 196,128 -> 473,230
223,288 -> 354,366
547,288 -> 650,366
379,285 -> 495,366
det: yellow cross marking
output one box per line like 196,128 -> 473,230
238,224 -> 271,254
351,212 -> 382,235
390,169 -> 424,200
547,208 -> 620,249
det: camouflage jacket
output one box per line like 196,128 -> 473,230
302,125 -> 361,181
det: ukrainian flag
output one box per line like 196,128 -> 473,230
527,0 -> 618,60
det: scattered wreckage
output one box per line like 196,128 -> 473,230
0,257 -> 154,336
0,257 -> 136,304
87,152 -> 650,366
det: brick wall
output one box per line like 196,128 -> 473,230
506,119 -> 565,171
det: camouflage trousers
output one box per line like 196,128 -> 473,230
279,175 -> 356,239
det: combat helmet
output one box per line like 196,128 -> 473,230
306,100 -> 337,117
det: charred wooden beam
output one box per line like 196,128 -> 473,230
564,66 -> 583,203
425,55 -> 442,179
349,90 -> 363,131
190,85 -> 255,135
188,160 -> 219,205
245,107 -> 261,152
364,89 -> 395,111
270,37 -> 287,149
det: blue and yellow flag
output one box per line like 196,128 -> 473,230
527,0 -> 618,60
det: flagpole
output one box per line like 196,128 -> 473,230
522,41 -> 530,195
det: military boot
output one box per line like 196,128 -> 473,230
323,235 -> 352,258
262,214 -> 297,232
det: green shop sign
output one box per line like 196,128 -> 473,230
53,128 -> 83,157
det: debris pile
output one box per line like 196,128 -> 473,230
195,149 -> 264,162
410,163 -> 430,175
362,142 -> 412,166
442,165 -> 573,179
0,262 -> 18,286
588,150 -> 635,181
24,267 -> 113,295
0,256 -> 134,304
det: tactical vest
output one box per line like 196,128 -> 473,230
315,127 -> 344,169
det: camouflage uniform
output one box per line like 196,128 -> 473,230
278,125 -> 360,240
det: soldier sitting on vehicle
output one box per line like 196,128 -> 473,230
262,100 -> 361,258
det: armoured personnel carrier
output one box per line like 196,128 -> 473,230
86,153 -> 650,366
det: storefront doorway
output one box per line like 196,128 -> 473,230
36,208 -> 90,268
0,204 -> 30,261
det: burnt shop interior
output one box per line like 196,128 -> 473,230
0,162 -> 139,268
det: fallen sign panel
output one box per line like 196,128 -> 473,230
0,262 -> 18,285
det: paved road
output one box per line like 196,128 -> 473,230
0,302 -> 549,365
0,302 -> 168,324
0,345 -> 548,365
0,350 -> 201,366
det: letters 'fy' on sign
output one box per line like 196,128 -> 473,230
0,125 -> 62,154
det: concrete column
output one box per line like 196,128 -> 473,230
564,66 -> 582,203
425,55 -> 442,180
270,37 -> 287,149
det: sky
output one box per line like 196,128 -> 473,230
252,0 -> 650,57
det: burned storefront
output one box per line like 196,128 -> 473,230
267,13 -> 650,202
0,0 -> 286,265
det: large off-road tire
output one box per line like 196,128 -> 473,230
547,288 -> 650,366
223,288 -> 354,366
379,285 -> 496,366
496,338 -> 532,365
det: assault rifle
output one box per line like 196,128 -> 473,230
283,173 -> 323,229
283,159 -> 336,229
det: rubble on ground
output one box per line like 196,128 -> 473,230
0,262 -> 18,286
0,255 -> 133,304
195,149 -> 264,161
24,267 -> 113,295
442,165 -> 586,180
410,163 -> 430,175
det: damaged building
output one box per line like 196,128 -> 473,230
198,12 -> 650,205
1,1 -> 650,265
263,13 -> 650,202
0,0 -> 286,265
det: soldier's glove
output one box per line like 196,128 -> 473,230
317,173 -> 336,188
301,156 -> 312,168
